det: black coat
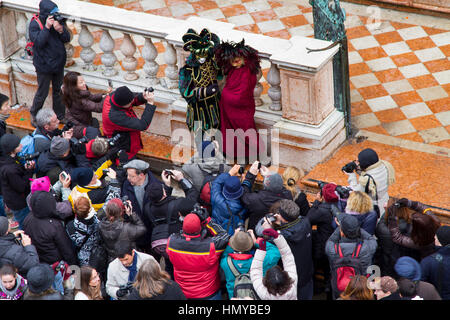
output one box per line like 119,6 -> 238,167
241,172 -> 293,230
28,0 -> 70,74
0,155 -> 33,211
36,149 -> 91,182
0,234 -> 40,276
127,280 -> 186,300
23,192 -> 78,266
306,200 -> 334,260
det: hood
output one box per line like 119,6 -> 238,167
279,216 -> 311,244
30,191 -> 57,219
39,0 -> 58,19
99,219 -> 122,241
0,155 -> 16,167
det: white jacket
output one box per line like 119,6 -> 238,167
250,234 -> 298,300
106,250 -> 156,299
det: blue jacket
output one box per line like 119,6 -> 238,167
210,173 -> 247,236
220,242 -> 280,298
421,246 -> 450,300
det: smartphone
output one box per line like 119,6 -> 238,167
102,169 -> 109,175
60,171 -> 68,180
164,169 -> 174,177
108,79 -> 113,88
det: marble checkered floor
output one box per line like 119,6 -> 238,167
77,0 -> 450,155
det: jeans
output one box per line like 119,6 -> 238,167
0,196 -> 5,217
207,290 -> 222,300
11,207 -> 30,230
298,278 -> 314,300
30,70 -> 66,119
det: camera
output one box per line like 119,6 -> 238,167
60,171 -> 69,180
14,233 -> 23,246
78,136 -> 89,144
164,169 -> 174,177
238,166 -> 244,175
265,213 -> 276,224
61,121 -> 74,133
19,151 -> 40,162
191,203 -> 209,221
237,222 -> 245,232
107,133 -> 121,147
335,185 -> 351,199
342,161 -> 358,173
117,282 -> 133,298
144,87 -> 154,93
121,195 -> 131,210
51,12 -> 66,24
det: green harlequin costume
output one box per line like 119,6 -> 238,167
178,28 -> 222,134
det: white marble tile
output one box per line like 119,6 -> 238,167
197,8 -> 226,20
382,120 -> 416,136
256,19 -> 285,33
140,0 -> 166,11
366,95 -> 398,112
399,63 -> 430,78
417,86 -> 448,101
430,32 -> 450,47
288,24 -> 314,37
350,73 -> 380,89
414,47 -> 445,63
398,26 -> 428,41
350,36 -> 379,50
382,79 -> 414,95
227,14 -> 255,27
273,5 -> 301,18
401,102 -> 433,119
433,70 -> 450,85
382,41 -> 411,56
368,21 -> 395,35
242,0 -> 271,13
435,111 -> 450,126
419,127 -> 450,143
351,89 -> 364,103
366,57 -> 396,72
169,3 -> 195,17
352,113 -> 381,129
216,0 -> 242,6
348,51 -> 363,64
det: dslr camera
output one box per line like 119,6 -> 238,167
121,195 -> 131,210
19,151 -> 40,163
61,121 -> 74,133
191,203 -> 209,222
117,282 -> 133,298
315,179 -> 351,199
51,11 -> 66,24
341,161 -> 358,173
107,133 -> 122,147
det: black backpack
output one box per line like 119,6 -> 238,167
330,242 -> 365,299
227,256 -> 259,300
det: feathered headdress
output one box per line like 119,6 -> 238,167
214,39 -> 261,75
182,28 -> 220,57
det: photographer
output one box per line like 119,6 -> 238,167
0,216 -> 39,276
342,148 -> 395,218
106,241 -> 157,300
29,0 -> 70,123
33,108 -> 71,153
167,208 -> 230,300
260,199 -> 314,300
0,134 -> 35,229
102,86 -> 157,160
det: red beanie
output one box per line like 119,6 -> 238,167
183,213 -> 201,235
108,198 -> 125,215
322,183 -> 338,203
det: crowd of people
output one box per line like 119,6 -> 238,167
0,0 -> 448,302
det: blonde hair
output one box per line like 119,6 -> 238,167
282,166 -> 305,199
133,259 -> 170,299
346,191 -> 373,214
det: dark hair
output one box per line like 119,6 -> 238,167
77,266 -> 103,300
105,200 -> 123,222
0,264 -> 17,277
410,213 -> 440,246
214,39 -> 261,75
262,265 -> 294,296
62,71 -> 83,110
398,278 -> 418,298
385,197 -> 414,224
269,199 -> 300,221
115,241 -> 134,259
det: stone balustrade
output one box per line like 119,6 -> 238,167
0,0 -> 345,171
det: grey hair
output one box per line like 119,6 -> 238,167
36,108 -> 56,128
278,199 -> 300,221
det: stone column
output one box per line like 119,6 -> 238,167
163,42 -> 179,89
65,26 -> 75,67
254,68 -> 263,107
99,29 -> 117,77
78,24 -> 97,71
267,62 -> 281,111
15,11 -> 29,60
121,33 -> 138,81
142,37 -> 159,86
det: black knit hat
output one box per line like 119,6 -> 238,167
358,148 -> 379,170
0,133 -> 20,155
436,226 -> 450,246
0,93 -> 9,107
147,183 -> 164,203
112,86 -> 135,107
26,263 -> 55,294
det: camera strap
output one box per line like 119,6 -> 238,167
364,173 -> 378,202
225,202 -> 245,232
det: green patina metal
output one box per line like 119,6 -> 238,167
310,0 -> 352,138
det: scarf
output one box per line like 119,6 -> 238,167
0,113 -> 10,122
133,174 -> 148,212
126,252 -> 138,283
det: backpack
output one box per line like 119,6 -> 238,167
25,14 -> 44,57
227,256 -> 259,300
17,130 -> 48,167
149,201 -> 176,259
330,242 -> 365,298
199,163 -> 225,208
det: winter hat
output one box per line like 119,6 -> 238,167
112,86 -> 135,107
26,263 -> 55,294
147,183 -> 164,203
358,148 -> 379,170
201,140 -> 215,158
263,173 -> 284,194
108,198 -> 125,215
379,276 -> 398,293
177,198 -> 196,217
229,230 -> 254,253
322,183 -> 338,203
394,256 -> 421,281
0,133 -> 20,155
71,168 -> 94,186
338,214 -> 360,239
30,191 -> 57,217
222,176 -> 244,200
182,213 -> 201,235
436,226 -> 450,246
123,159 -> 149,171
0,216 -> 9,236
50,136 -> 70,158
30,176 -> 51,194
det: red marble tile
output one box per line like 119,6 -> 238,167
165,0 -> 188,5
363,125 -> 390,136
117,1 -> 143,11
375,108 -> 407,123
268,0 -> 283,8
374,68 -> 404,83
390,21 -> 415,29
430,139 -> 450,149
89,0 -> 114,5
250,9 -> 277,23
263,29 -> 291,40
358,85 -> 389,100
426,97 -> 450,114
358,47 -> 387,61
405,37 -> 436,51
391,52 -> 420,67
374,31 -> 403,45
391,91 -> 423,107
351,100 -> 372,116
346,26 -> 371,40
221,4 -> 247,17
235,24 -> 261,35
409,115 -> 443,131
349,62 -> 371,76
145,7 -> 172,17
279,15 -> 309,28
439,44 -> 450,57
407,74 -> 439,90
191,0 -> 218,11
422,26 -> 448,36
396,132 -> 424,143
423,59 -> 450,73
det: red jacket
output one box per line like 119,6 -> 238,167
101,93 -> 156,159
166,219 -> 229,299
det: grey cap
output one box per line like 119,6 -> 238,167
50,136 -> 70,158
0,216 -> 9,236
123,159 -> 150,171
338,214 -> 360,239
